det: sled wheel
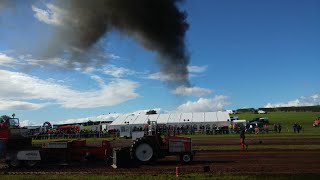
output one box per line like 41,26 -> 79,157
25,160 -> 38,168
180,153 -> 193,163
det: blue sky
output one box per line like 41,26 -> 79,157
0,0 -> 319,126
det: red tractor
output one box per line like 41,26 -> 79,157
130,121 -> 194,164
0,115 -> 113,167
313,117 -> 320,127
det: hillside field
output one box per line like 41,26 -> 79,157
234,111 -> 320,134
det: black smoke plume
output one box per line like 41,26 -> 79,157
47,0 -> 190,86
1,0 -> 190,86
0,0 -> 14,11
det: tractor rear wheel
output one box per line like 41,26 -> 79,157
131,139 -> 155,163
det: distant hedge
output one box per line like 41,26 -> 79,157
237,106 -> 320,113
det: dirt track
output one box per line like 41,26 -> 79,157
1,138 -> 320,175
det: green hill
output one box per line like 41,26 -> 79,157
234,112 -> 320,134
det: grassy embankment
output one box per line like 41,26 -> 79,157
189,112 -> 320,151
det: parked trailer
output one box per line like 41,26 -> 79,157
1,115 -> 113,167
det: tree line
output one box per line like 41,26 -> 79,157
237,105 -> 320,113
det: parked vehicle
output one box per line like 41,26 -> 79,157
258,110 -> 267,114
313,117 -> 320,127
248,117 -> 269,125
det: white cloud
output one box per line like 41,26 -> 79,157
188,65 -> 208,73
147,72 -> 174,81
176,96 -> 229,112
60,79 -> 139,109
23,57 -> 66,67
265,94 -> 320,108
31,4 -> 64,26
0,99 -> 46,110
0,53 -> 17,67
103,65 -> 135,78
108,54 -> 120,60
58,113 -> 121,125
172,86 -> 212,97
147,65 -> 208,82
0,70 -> 139,110
20,120 -> 40,127
0,52 -> 67,68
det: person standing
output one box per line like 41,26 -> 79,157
297,124 -> 301,133
273,124 -> 278,133
293,123 -> 297,133
240,130 -> 248,150
229,123 -> 233,134
263,124 -> 269,134
278,123 -> 282,133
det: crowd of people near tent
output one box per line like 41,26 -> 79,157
26,121 -> 304,139
131,124 -> 233,135
27,127 -> 114,139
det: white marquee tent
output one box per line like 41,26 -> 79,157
109,111 -> 231,137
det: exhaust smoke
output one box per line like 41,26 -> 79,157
34,0 -> 190,86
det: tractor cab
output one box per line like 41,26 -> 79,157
4,117 -> 19,128
1,115 -> 32,159
1,113 -> 20,127
0,115 -> 28,139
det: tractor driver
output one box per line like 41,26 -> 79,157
0,119 -> 5,128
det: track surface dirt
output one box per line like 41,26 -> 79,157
1,138 -> 320,175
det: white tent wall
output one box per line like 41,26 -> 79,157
204,112 -> 219,131
167,113 -> 182,126
192,112 -> 205,131
217,111 -> 231,122
180,113 -> 192,125
157,114 -> 170,125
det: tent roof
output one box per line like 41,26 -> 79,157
110,111 -> 231,126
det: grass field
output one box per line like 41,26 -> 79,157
234,111 -> 320,134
